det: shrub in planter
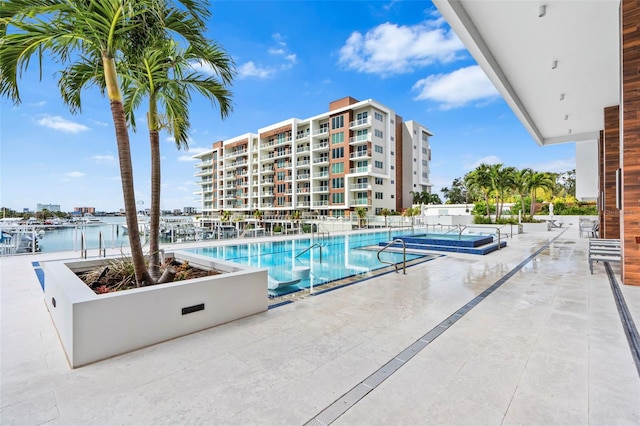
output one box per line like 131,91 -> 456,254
273,225 -> 282,233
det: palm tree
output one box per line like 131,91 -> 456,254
355,207 -> 367,228
380,208 -> 390,227
527,172 -> 555,216
490,164 -> 516,221
1,0 -> 221,286
122,41 -> 233,280
512,167 -> 533,218
465,164 -> 494,217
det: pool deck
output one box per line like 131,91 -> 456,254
1,224 -> 639,425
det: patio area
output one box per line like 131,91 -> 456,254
1,223 -> 639,425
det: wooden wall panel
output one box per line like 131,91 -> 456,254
598,130 -> 604,227
621,0 -> 640,286
603,106 -> 620,239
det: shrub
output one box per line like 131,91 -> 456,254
273,225 -> 282,233
473,215 -> 493,224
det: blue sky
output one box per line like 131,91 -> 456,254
0,0 -> 575,213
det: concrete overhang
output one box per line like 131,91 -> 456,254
433,0 -> 620,146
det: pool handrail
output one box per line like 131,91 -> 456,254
377,238 -> 407,274
295,242 -> 322,263
458,226 -> 502,250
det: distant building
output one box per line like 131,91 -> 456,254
37,203 -> 61,212
192,96 -> 433,217
74,207 -> 95,215
172,209 -> 183,216
183,207 -> 197,214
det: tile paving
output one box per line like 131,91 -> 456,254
1,224 -> 639,425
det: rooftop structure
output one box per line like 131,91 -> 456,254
433,0 -> 640,286
193,97 -> 433,217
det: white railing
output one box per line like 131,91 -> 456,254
349,117 -> 371,128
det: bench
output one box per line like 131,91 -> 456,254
589,238 -> 621,274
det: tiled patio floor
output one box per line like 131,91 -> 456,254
1,224 -> 638,425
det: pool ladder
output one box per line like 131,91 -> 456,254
296,243 -> 322,263
377,239 -> 407,274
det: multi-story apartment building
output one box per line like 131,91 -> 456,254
193,97 -> 432,217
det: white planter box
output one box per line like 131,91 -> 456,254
42,251 -> 267,368
521,222 -> 550,232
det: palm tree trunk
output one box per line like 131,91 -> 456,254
104,53 -> 153,286
149,128 -> 162,281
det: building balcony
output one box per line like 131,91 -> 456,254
312,201 -> 329,207
296,174 -> 310,180
262,165 -> 274,173
296,132 -> 310,141
313,157 -> 329,164
350,198 -> 371,206
349,134 -> 372,145
224,149 -> 247,159
296,201 -> 311,207
296,160 -> 310,168
350,183 -> 371,191
262,190 -> 274,196
349,116 -> 371,129
261,152 -> 275,160
260,203 -> 274,208
273,150 -> 291,159
312,171 -> 329,178
296,187 -> 310,194
296,145 -> 310,154
312,141 -> 329,151
349,165 -> 372,174
350,150 -> 371,160
194,169 -> 213,177
194,160 -> 213,168
261,179 -> 274,185
313,186 -> 329,193
312,127 -> 329,137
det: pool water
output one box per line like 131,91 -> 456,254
189,230 -> 426,296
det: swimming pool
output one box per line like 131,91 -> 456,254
188,230 -> 427,296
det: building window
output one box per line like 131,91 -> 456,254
391,165 -> 394,170
331,147 -> 344,159
422,132 -> 429,142
277,171 -> 285,180
374,160 -> 383,169
331,162 -> 344,174
422,160 -> 428,166
332,192 -> 344,203
390,180 -> 395,184
332,177 -> 344,189
390,119 -> 394,124
413,158 -> 417,162
422,172 -> 428,178
375,192 -> 383,200
331,132 -> 344,144
374,112 -> 383,121
331,116 -> 344,129
356,111 -> 368,121
374,145 -> 383,154
374,129 -> 383,138
390,151 -> 394,156
391,194 -> 394,198
422,147 -> 428,154
375,177 -> 383,185
276,184 -> 286,193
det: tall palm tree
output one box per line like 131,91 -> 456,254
380,208 -> 390,227
527,171 -> 555,216
1,0 -> 215,286
121,41 -> 233,280
465,164 -> 494,217
490,164 -> 516,221
512,167 -> 533,217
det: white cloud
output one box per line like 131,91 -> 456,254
285,54 -> 297,63
268,47 -> 285,55
28,100 -> 46,107
178,155 -> 197,162
413,65 -> 499,109
36,115 -> 89,133
273,33 -> 286,46
463,155 -> 502,170
66,171 -> 85,178
238,61 -> 275,79
338,20 -> 463,75
89,119 -> 109,127
522,158 -> 575,173
91,154 -> 115,163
